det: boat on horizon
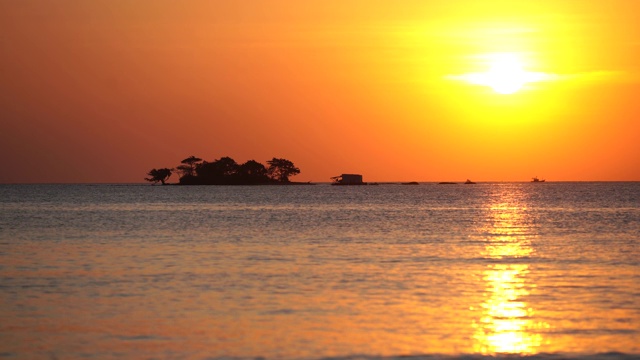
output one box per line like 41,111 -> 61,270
532,176 -> 546,182
464,179 -> 476,184
331,173 -> 367,185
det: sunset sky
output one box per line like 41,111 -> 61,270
1,1 -> 639,183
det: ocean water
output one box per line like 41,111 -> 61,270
0,182 -> 638,360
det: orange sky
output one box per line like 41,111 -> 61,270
1,1 -> 639,183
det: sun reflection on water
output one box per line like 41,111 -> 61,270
472,188 -> 548,355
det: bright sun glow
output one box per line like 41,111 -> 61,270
454,53 -> 551,94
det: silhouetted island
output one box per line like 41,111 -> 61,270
146,156 -> 305,185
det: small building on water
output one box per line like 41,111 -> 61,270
331,174 -> 365,185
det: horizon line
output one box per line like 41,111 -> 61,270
2,180 -> 640,185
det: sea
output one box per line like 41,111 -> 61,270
0,182 -> 638,360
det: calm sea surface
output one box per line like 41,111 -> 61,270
1,183 -> 639,360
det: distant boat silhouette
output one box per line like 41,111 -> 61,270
401,181 -> 419,185
464,179 -> 476,184
531,176 -> 546,182
331,174 -> 366,185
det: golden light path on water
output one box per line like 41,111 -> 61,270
472,187 -> 549,354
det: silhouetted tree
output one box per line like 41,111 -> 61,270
177,156 -> 202,178
145,168 -> 173,185
214,157 -> 239,177
267,158 -> 300,183
237,160 -> 269,184
196,157 -> 240,184
146,155 -> 303,185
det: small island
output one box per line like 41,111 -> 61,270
145,156 -> 303,185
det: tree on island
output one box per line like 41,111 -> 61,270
237,160 -> 269,184
267,157 -> 300,183
145,168 -> 173,185
146,155 -> 301,185
176,156 -> 202,178
195,157 -> 240,184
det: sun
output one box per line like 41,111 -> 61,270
481,54 -> 529,94
453,53 -> 550,95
